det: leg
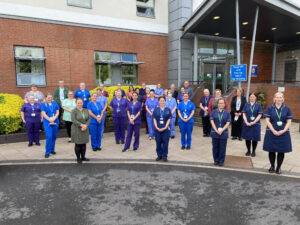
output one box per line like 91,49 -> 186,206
101,113 -> 106,137
276,153 -> 285,172
155,132 -> 162,157
162,130 -> 170,158
245,140 -> 251,155
66,121 -> 72,138
113,117 -> 120,142
202,117 -> 206,135
97,123 -> 102,148
179,121 -> 187,147
147,115 -> 153,138
186,121 -> 193,147
212,138 -> 220,163
26,122 -> 34,144
124,124 -> 133,149
74,144 -> 81,161
51,125 -> 58,152
269,152 -> 276,171
251,141 -> 258,156
218,139 -> 228,163
33,121 -> 41,144
133,123 -> 141,149
81,144 -> 87,160
89,124 -> 97,149
170,117 -> 176,137
120,118 -> 126,142
204,116 -> 211,136
44,124 -> 53,155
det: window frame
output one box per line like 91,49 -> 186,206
136,0 -> 155,18
67,0 -> 92,9
14,46 -> 47,87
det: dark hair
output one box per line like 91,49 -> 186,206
31,84 -> 37,87
249,92 -> 257,98
150,89 -> 155,93
217,98 -> 225,104
134,87 -> 140,92
132,91 -> 138,96
183,92 -> 189,97
158,96 -> 165,101
129,85 -> 134,92
76,98 -> 83,103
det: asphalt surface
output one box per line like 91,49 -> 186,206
0,163 -> 300,225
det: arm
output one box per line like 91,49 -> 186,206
177,110 -> 184,121
266,118 -> 279,136
153,117 -> 160,132
160,118 -> 171,132
71,110 -> 81,127
210,119 -> 219,134
278,119 -> 292,135
200,102 -> 205,111
186,110 -> 195,122
21,112 -> 25,123
250,114 -> 262,125
171,105 -> 177,115
243,113 -> 250,126
220,122 -> 231,134
146,105 -> 152,116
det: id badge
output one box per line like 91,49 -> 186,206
277,121 -> 283,127
151,108 -> 154,112
31,113 -> 36,117
83,98 -> 87,101
34,98 -> 38,102
250,116 -> 255,121
130,114 -> 134,119
218,127 -> 223,132
160,118 -> 164,125
183,113 -> 188,119
234,116 -> 239,121
117,108 -> 120,112
97,115 -> 100,118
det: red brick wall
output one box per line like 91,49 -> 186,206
0,18 -> 168,97
242,40 -> 273,83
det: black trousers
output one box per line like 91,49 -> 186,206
246,140 -> 258,153
269,152 -> 285,169
202,116 -> 211,136
65,121 -> 72,138
231,115 -> 243,138
75,144 -> 86,160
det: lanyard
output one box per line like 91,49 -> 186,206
31,104 -> 35,112
275,106 -> 284,121
94,102 -> 100,114
48,103 -> 54,117
81,110 -> 86,120
132,102 -> 136,115
250,103 -> 256,116
204,97 -> 209,106
160,108 -> 165,118
184,102 -> 188,112
236,99 -> 241,108
218,111 -> 224,127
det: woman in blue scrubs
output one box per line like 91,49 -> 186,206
41,93 -> 60,158
87,92 -> 103,151
153,96 -> 172,162
263,92 -> 293,174
165,89 -> 177,139
145,89 -> 158,140
96,88 -> 108,137
242,92 -> 263,157
210,98 -> 231,166
177,93 -> 195,150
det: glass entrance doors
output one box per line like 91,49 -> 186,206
203,63 -> 226,94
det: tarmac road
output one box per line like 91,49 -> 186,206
0,163 -> 300,225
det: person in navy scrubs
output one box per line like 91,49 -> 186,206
41,93 -> 60,158
165,89 -> 177,138
210,98 -> 231,166
145,89 -> 159,140
199,89 -> 212,137
21,94 -> 42,146
123,92 -> 142,152
177,93 -> 195,150
242,92 -> 263,157
74,82 -> 90,108
153,96 -> 172,162
263,92 -> 293,174
87,92 -> 103,151
110,90 -> 128,144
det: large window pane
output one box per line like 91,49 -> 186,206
15,46 -> 44,58
16,61 -> 45,74
95,64 -> 112,85
198,40 -> 214,54
216,42 -> 228,55
122,65 -> 137,85
67,0 -> 91,8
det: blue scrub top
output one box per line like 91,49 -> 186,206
21,103 -> 41,122
242,102 -> 263,123
74,89 -> 91,108
110,97 -> 128,118
165,97 -> 177,118
145,98 -> 159,116
155,88 -> 164,96
177,101 -> 196,123
265,104 -> 293,131
153,107 -> 172,129
41,101 -> 60,125
127,101 -> 142,123
96,96 -> 108,114
210,109 -> 231,139
87,101 -> 103,124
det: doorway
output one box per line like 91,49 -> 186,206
203,62 -> 227,94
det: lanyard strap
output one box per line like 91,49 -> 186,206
184,102 -> 188,112
250,103 -> 256,116
48,103 -> 54,116
31,104 -> 35,112
81,110 -> 86,120
204,97 -> 209,106
275,106 -> 283,121
160,108 -> 164,118
218,111 -> 224,127
132,102 -> 136,114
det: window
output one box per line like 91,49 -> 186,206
67,0 -> 92,9
284,60 -> 297,82
198,40 -> 214,54
94,52 -> 140,86
14,46 -> 46,86
136,0 -> 155,18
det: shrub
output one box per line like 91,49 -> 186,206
0,94 -> 24,134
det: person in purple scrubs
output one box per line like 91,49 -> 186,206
21,94 -> 42,146
122,92 -> 142,152
145,89 -> 159,140
110,90 -> 128,144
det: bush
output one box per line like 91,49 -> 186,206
0,94 -> 24,134
89,85 -> 141,117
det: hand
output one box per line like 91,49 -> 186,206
235,113 -> 239,116
156,127 -> 161,132
97,118 -> 101,123
22,119 -> 26,123
277,130 -> 285,136
130,119 -> 134,125
272,130 -> 279,136
49,118 -> 54,123
246,122 -> 251,126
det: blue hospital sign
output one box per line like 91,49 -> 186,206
231,64 -> 247,81
251,65 -> 258,77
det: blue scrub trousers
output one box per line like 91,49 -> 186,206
212,138 -> 227,163
155,130 -> 170,158
89,123 -> 102,149
179,121 -> 193,147
101,112 -> 106,137
147,114 -> 154,138
44,124 -> 58,155
170,117 -> 176,137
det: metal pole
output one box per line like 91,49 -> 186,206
246,6 -> 259,101
193,33 -> 198,82
235,0 -> 241,88
271,43 -> 277,84
178,32 -> 182,88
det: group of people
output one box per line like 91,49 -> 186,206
20,81 -> 293,174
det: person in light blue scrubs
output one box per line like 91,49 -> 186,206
74,82 -> 90,108
154,83 -> 164,98
96,87 -> 108,137
145,89 -> 159,140
41,93 -> 60,158
177,93 -> 195,150
87,92 -> 103,151
165,89 -> 177,138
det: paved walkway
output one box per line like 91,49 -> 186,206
0,119 -> 299,175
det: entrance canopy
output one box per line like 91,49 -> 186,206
183,0 -> 300,44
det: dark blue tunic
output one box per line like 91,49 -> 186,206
263,104 -> 293,153
210,109 -> 231,139
241,102 -> 263,141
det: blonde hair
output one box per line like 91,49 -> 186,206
273,92 -> 284,103
236,88 -> 243,94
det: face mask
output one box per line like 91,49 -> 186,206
168,94 -> 172,98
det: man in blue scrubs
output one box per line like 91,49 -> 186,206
74,82 -> 90,108
154,83 -> 164,98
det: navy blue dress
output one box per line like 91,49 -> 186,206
210,109 -> 231,139
263,104 -> 293,153
241,102 -> 263,141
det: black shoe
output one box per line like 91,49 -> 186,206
181,146 -> 185,150
276,168 -> 281,175
170,136 -> 175,139
218,163 -> 224,166
214,162 -> 219,166
206,134 -> 210,137
155,157 -> 162,161
162,158 -> 168,162
92,148 -> 97,151
50,152 -> 56,155
68,140 -> 71,143
122,148 -> 128,152
97,147 -> 102,151
35,143 -> 40,146
81,158 -> 90,161
251,152 -> 256,157
28,143 -> 33,147
203,134 -> 206,137
268,166 -> 275,173
45,154 -> 49,158
116,141 -> 120,144
77,159 -> 82,164
186,146 -> 191,150
133,148 -> 138,151
232,137 -> 237,140
121,140 -> 125,144
245,151 -> 250,156
239,137 -> 243,141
